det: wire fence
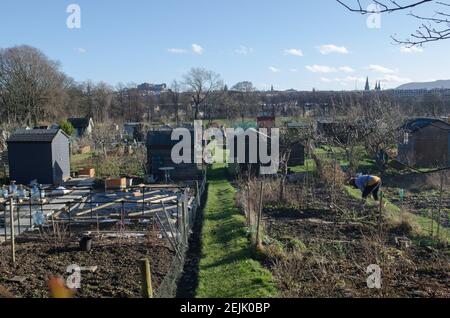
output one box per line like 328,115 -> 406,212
0,172 -> 207,298
156,172 -> 206,298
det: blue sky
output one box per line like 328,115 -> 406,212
1,0 -> 449,90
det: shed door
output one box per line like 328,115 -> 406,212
448,132 -> 450,165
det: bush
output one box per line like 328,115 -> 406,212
59,120 -> 75,136
315,157 -> 346,187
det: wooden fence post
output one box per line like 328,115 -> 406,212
9,197 -> 16,264
139,258 -> 153,298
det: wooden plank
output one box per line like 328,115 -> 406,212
8,276 -> 26,283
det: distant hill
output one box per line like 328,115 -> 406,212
396,80 -> 450,90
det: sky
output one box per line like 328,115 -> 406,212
0,0 -> 449,91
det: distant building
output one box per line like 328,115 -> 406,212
124,122 -> 147,142
316,119 -> 356,143
398,118 -> 450,168
67,117 -> 94,138
7,129 -> 71,185
226,128 -> 274,176
363,77 -> 382,92
391,88 -> 450,98
286,124 -> 306,167
137,83 -> 167,95
375,81 -> 381,91
257,112 -> 276,129
365,77 -> 370,91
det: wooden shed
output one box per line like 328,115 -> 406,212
146,128 -> 203,181
7,129 -> 71,185
398,118 -> 450,168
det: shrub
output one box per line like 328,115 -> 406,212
59,120 -> 75,136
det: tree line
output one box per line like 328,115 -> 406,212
1,45 -> 449,130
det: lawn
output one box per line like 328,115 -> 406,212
196,165 -> 277,298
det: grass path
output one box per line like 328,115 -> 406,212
196,165 -> 276,298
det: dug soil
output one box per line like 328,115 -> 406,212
0,235 -> 175,298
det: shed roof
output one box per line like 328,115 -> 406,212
402,118 -> 450,133
68,118 -> 91,129
7,129 -> 69,143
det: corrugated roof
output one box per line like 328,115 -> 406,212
7,129 -> 66,143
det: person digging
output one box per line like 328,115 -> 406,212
349,174 -> 382,201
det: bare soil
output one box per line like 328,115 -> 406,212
263,186 -> 450,298
0,234 -> 175,298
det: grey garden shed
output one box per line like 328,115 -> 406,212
7,129 -> 71,185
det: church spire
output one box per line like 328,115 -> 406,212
364,77 -> 370,91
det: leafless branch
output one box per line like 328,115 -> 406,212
338,0 -> 450,45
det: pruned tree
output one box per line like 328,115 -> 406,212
92,122 -> 116,157
182,68 -> 224,120
337,0 -> 450,45
316,96 -> 405,174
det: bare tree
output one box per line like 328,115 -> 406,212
337,0 -> 450,45
92,122 -> 116,157
183,68 -> 224,120
231,81 -> 259,122
92,82 -> 114,123
0,45 -> 67,126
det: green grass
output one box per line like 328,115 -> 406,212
70,152 -> 94,172
196,165 -> 277,298
345,186 -> 450,243
290,159 -> 317,173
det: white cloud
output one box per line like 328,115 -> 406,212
76,47 -> 87,54
400,46 -> 424,54
339,66 -> 355,73
322,76 -> 365,83
367,64 -> 396,74
192,44 -> 204,55
382,74 -> 411,83
319,44 -> 349,55
306,65 -> 337,73
167,48 -> 188,54
343,76 -> 365,82
269,66 -> 281,73
290,68 -> 299,73
235,46 -> 254,55
284,48 -> 304,57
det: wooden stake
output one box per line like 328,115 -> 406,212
139,258 -> 153,298
4,203 -> 8,241
378,191 -> 383,235
9,197 -> 15,264
437,174 -> 443,240
255,181 -> 264,248
196,181 -> 201,205
29,199 -> 33,228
